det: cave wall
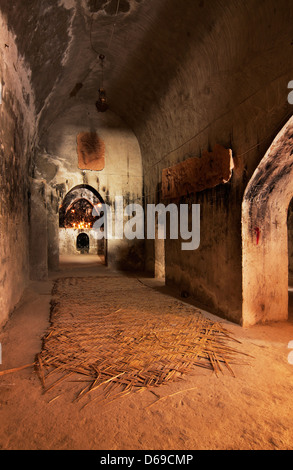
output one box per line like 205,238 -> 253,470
0,13 -> 36,326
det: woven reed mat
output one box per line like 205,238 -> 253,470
35,277 -> 248,407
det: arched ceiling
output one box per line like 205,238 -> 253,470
1,0 -> 293,170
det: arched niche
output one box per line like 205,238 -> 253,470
77,233 -> 90,253
242,116 -> 293,327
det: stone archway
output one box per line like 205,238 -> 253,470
77,233 -> 90,254
59,185 -> 107,263
242,117 -> 293,327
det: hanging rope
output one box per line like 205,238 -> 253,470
107,0 -> 121,52
89,13 -> 99,56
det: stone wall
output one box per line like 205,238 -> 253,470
59,228 -> 104,256
0,12 -> 36,326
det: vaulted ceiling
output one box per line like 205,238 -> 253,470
0,0 -> 245,134
2,0 -> 293,171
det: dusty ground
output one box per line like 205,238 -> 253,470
1,255 -> 293,450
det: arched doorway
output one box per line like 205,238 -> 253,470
242,117 -> 293,327
59,185 -> 107,264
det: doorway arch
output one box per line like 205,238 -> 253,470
59,184 -> 105,228
242,116 -> 293,327
59,184 -> 107,264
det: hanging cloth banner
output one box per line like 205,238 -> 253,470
162,144 -> 234,200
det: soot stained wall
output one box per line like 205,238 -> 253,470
0,13 -> 36,327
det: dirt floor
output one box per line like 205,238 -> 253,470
1,255 -> 293,450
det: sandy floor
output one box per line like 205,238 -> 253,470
1,255 -> 293,450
